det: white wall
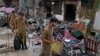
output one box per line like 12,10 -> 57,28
55,14 -> 64,21
93,10 -> 100,30
0,0 -> 4,6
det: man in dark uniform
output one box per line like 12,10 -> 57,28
40,18 -> 57,56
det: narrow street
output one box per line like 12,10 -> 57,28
0,0 -> 100,56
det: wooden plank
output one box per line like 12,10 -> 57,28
85,38 -> 98,53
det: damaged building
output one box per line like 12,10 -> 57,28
39,0 -> 100,34
42,0 -> 98,33
44,0 -> 96,22
11,0 -> 42,17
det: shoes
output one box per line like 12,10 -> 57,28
24,46 -> 28,49
22,45 -> 28,50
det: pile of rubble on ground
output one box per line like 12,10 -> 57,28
26,17 -> 100,56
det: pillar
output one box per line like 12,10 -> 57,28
0,0 -> 4,6
86,0 -> 100,34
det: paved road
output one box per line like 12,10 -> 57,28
0,44 -> 42,56
0,27 -> 42,56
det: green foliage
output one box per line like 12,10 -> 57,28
87,22 -> 93,34
86,0 -> 100,34
96,0 -> 100,10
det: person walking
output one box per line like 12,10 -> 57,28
40,18 -> 57,56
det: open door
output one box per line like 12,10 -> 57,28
64,4 -> 76,21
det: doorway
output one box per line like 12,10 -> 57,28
65,4 -> 76,21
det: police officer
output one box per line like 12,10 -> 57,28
8,11 -> 17,32
14,12 -> 27,50
40,18 -> 57,56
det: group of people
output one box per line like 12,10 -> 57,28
8,11 -> 58,56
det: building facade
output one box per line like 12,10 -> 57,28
51,0 -> 96,21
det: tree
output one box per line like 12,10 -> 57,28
87,0 -> 100,34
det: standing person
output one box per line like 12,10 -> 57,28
8,11 -> 17,32
14,12 -> 27,50
40,18 -> 57,56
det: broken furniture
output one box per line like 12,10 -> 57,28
72,21 -> 87,34
71,30 -> 84,40
85,37 -> 98,56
